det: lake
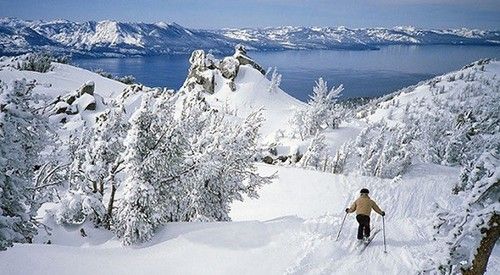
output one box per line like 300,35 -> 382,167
73,45 -> 500,101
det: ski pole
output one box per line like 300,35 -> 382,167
336,212 -> 348,241
382,215 -> 387,253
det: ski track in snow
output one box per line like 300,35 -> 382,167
244,164 -> 460,275
3,163 -> 495,275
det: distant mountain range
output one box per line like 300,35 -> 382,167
1,18 -> 499,57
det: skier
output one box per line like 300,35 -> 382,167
345,188 -> 385,243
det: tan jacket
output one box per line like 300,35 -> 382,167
347,194 -> 383,216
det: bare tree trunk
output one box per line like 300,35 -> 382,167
105,183 -> 117,230
462,213 -> 500,275
104,159 -> 124,229
99,180 -> 104,195
92,181 -> 98,193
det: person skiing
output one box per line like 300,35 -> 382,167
345,188 -> 385,243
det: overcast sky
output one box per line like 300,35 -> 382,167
1,0 -> 499,29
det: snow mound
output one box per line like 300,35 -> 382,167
0,56 -> 126,99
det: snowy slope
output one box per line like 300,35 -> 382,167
3,164 -> 498,275
207,64 -> 305,136
0,52 -> 498,274
0,56 -> 126,99
0,55 -> 128,132
178,47 -> 305,139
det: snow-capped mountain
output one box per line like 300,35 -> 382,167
217,25 -> 500,50
0,18 -> 234,57
1,18 -> 499,57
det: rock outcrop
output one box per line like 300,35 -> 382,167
181,45 -> 266,94
49,81 -> 102,123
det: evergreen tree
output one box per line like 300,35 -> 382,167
54,128 -> 106,225
0,79 -> 48,250
299,133 -> 327,169
292,78 -> 343,139
115,90 -> 271,244
115,93 -> 183,245
374,128 -> 413,178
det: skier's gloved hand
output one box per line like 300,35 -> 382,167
345,208 -> 349,213
381,211 -> 386,216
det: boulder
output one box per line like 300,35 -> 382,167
78,81 -> 95,96
65,94 -> 77,105
219,56 -> 239,80
54,101 -> 69,114
182,50 -> 215,94
65,104 -> 78,115
74,93 -> 96,112
262,156 -> 274,164
233,44 -> 266,75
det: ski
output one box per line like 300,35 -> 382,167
358,229 -> 381,254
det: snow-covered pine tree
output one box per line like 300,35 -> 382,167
176,91 -> 271,222
331,141 -> 351,174
374,127 -> 413,179
115,88 -> 271,244
115,92 -> 184,245
292,78 -> 343,139
267,67 -> 282,93
0,79 -> 48,250
432,145 -> 499,274
87,107 -> 129,226
54,128 -> 106,225
299,133 -> 328,169
360,135 -> 384,177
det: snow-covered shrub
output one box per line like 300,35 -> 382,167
53,190 -> 106,225
299,133 -> 328,169
115,75 -> 136,85
17,53 -> 54,73
0,79 -> 49,250
430,147 -> 499,274
291,78 -> 343,140
115,90 -> 271,245
94,69 -> 136,84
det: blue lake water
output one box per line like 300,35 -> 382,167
73,45 -> 500,101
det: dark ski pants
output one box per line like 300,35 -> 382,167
356,214 -> 370,240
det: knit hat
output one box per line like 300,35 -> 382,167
360,188 -> 369,194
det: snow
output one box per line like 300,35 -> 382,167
0,59 -> 126,99
207,64 -> 305,137
2,18 -> 499,57
4,163 -> 497,275
0,51 -> 499,274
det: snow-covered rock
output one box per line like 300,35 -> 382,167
180,46 -> 305,138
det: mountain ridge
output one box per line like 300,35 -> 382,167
1,17 -> 499,57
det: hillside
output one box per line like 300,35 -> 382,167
0,51 -> 498,274
3,163 -> 493,275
